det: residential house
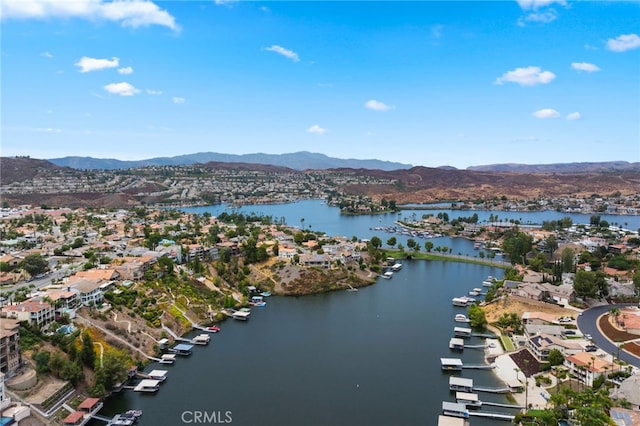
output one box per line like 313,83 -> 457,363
68,278 -> 104,306
564,351 -> 620,387
278,246 -> 297,260
610,374 -> 640,410
514,283 -> 549,301
0,319 -> 21,376
526,333 -> 583,361
299,253 -> 331,269
3,300 -> 54,328
541,283 -> 576,306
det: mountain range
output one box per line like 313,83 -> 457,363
48,152 -> 640,173
48,151 -> 411,171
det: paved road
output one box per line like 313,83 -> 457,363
577,303 -> 640,369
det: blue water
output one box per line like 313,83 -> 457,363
94,201 -> 640,425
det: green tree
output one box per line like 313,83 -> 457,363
548,349 -> 564,366
21,254 -> 48,276
573,270 -> 598,298
467,304 -> 487,329
561,247 -> 575,273
424,241 -> 434,252
502,230 -> 533,265
386,237 -> 397,248
80,332 -> 96,368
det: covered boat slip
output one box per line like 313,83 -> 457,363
441,358 -> 463,371
449,337 -> 465,351
442,401 -> 469,418
134,379 -> 161,392
449,376 -> 473,392
455,391 -> 481,408
453,327 -> 472,338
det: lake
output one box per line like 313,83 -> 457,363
95,201 -> 639,425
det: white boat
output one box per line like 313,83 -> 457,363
382,271 -> 394,279
391,263 -> 403,272
192,334 -> 211,345
455,314 -> 470,323
468,290 -> 480,296
472,288 -> 482,293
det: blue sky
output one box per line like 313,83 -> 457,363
1,0 -> 639,168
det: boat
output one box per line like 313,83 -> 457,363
468,290 -> 480,296
391,263 -> 402,272
249,296 -> 266,307
260,291 -> 271,297
382,271 -> 394,279
472,288 -> 482,293
125,410 -> 143,418
455,314 -> 470,323
108,414 -> 136,426
208,325 -> 221,332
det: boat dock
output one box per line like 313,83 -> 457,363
449,376 -> 473,392
133,379 -> 161,392
91,414 -> 112,423
442,401 -> 469,419
192,333 -> 211,345
482,401 -> 525,409
468,411 -> 515,421
454,327 -> 472,338
160,354 -> 176,364
455,392 -> 481,408
441,358 -> 463,371
442,358 -> 494,370
449,338 -> 465,351
170,343 -> 194,356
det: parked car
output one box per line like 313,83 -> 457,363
585,345 -> 597,352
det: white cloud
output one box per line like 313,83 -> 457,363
518,9 -> 557,26
532,108 -> 560,119
494,66 -> 556,86
35,127 -> 62,133
118,66 -> 133,75
146,89 -> 162,96
516,0 -> 566,10
606,33 -> 640,52
431,24 -> 444,39
104,82 -> 140,96
365,99 -> 392,112
41,51 -> 53,59
75,56 -> 119,73
307,124 -> 327,135
1,0 -> 180,31
571,62 -> 600,73
566,112 -> 582,120
172,97 -> 185,104
264,45 -> 300,62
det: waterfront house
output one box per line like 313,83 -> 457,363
526,333 -> 583,361
564,351 -> 620,387
299,253 -> 331,269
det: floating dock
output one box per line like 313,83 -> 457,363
147,369 -> 168,381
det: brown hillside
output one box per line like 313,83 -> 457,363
337,166 -> 640,203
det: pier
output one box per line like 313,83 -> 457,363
468,411 -> 515,421
91,414 -> 112,422
472,385 -> 511,394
